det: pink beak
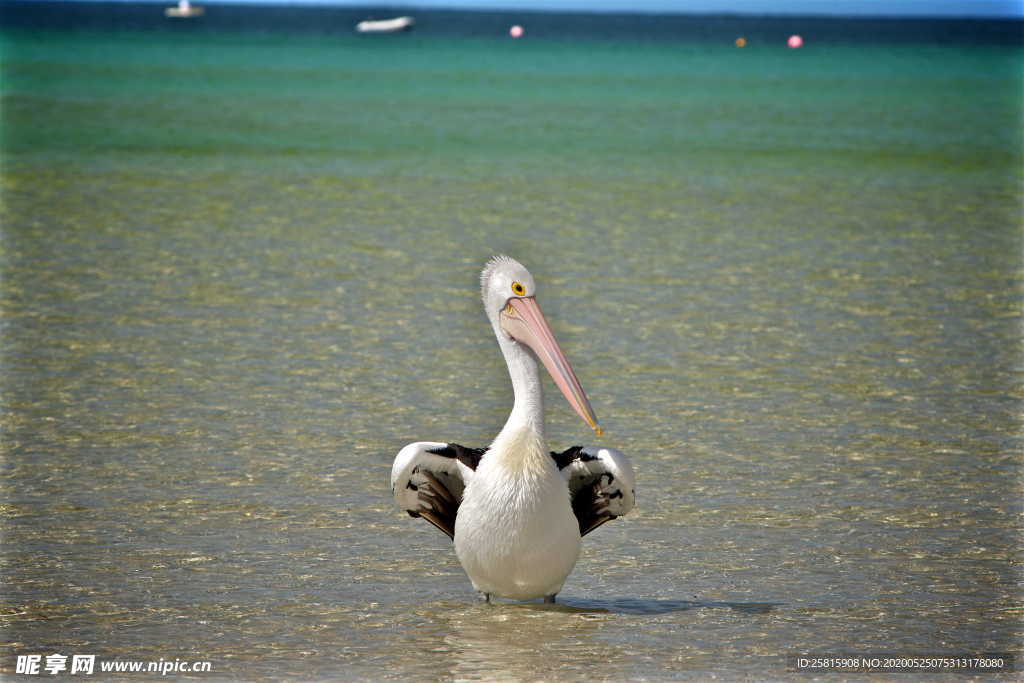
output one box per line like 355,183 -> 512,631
500,296 -> 602,436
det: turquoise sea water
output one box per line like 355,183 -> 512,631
2,22 -> 1022,679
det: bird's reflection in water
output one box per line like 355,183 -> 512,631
441,604 -> 619,680
416,597 -> 778,680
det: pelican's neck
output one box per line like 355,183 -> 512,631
489,332 -> 547,464
505,338 -> 544,434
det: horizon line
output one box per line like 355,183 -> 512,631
10,0 -> 1023,20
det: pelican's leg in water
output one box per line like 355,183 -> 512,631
544,594 -> 557,604
477,591 -> 491,604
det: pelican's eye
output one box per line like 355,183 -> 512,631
511,281 -> 526,296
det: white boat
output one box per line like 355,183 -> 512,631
355,16 -> 414,34
165,0 -> 203,18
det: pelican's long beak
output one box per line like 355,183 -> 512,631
500,296 -> 602,436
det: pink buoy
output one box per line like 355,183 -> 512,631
788,34 -> 804,48
509,25 -> 524,39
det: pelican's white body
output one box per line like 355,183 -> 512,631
454,423 -> 581,600
390,256 -> 635,602
449,257 -> 579,599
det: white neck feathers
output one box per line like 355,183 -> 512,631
488,326 -> 549,473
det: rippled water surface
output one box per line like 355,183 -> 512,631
2,27 -> 1022,679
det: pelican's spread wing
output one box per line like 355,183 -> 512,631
391,442 -> 487,540
552,445 -> 636,536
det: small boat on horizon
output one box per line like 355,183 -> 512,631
355,16 -> 414,34
165,0 -> 204,18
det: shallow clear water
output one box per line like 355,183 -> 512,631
1,26 -> 1021,679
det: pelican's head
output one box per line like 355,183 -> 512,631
480,255 -> 602,435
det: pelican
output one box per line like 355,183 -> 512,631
391,256 -> 635,603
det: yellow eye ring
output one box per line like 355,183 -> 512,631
511,281 -> 526,296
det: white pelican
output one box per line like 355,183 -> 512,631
391,256 -> 635,603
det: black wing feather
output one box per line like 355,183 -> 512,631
427,443 -> 487,471
401,443 -> 487,540
551,445 -> 634,537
